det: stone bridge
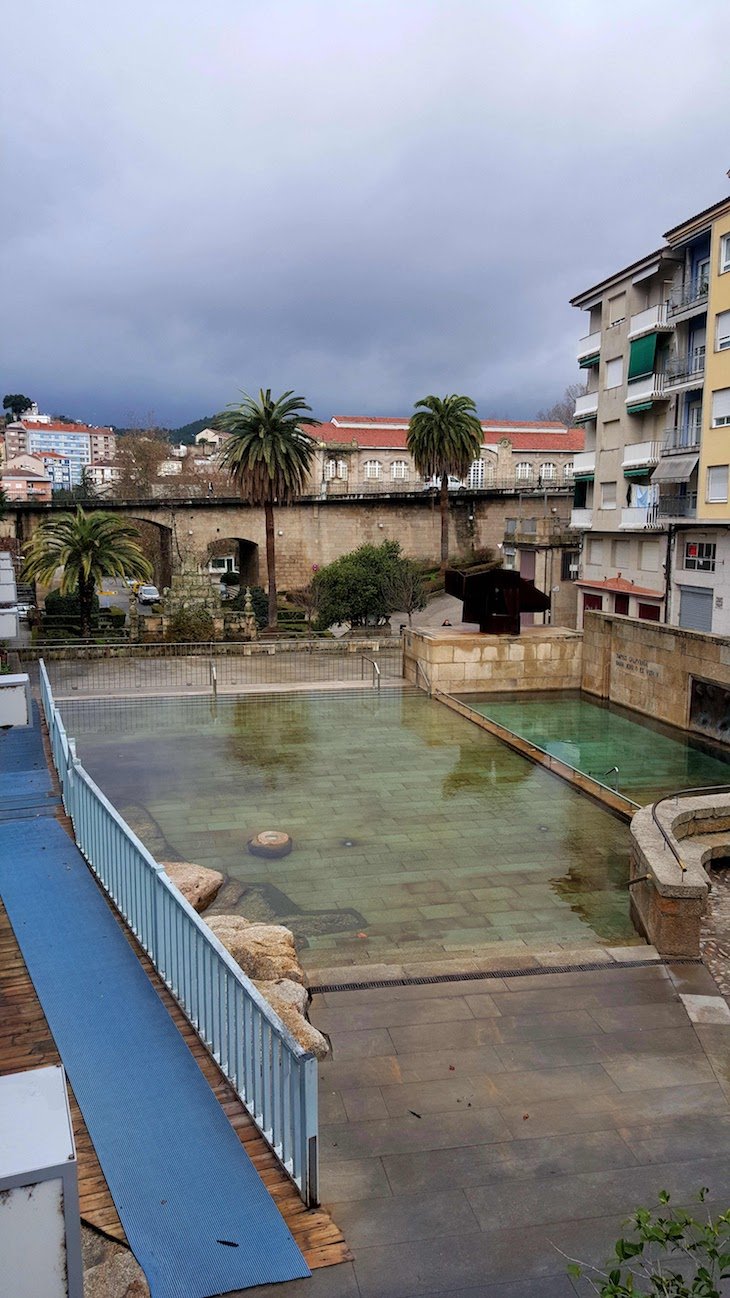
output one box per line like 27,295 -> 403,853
7,490 -> 573,590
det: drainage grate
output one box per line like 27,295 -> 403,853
310,955 -> 702,995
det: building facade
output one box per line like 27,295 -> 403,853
4,419 -> 117,488
570,195 -> 730,632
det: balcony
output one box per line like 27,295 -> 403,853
577,331 -> 601,367
573,392 -> 599,423
627,304 -> 674,340
668,281 -> 709,322
620,505 -> 660,530
622,440 -> 660,471
625,372 -> 668,410
572,450 -> 596,477
662,426 -> 701,454
657,491 -> 697,519
663,354 -> 705,391
570,507 -> 593,529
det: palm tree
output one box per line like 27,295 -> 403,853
21,507 -> 152,638
216,389 -> 317,627
407,394 -> 483,570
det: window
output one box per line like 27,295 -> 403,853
587,538 -> 603,564
324,458 -> 337,480
391,460 -> 408,480
639,539 -> 659,571
601,480 -> 617,509
337,458 -> 348,479
716,311 -> 730,351
502,545 -> 516,570
563,461 -> 574,480
539,462 -> 556,481
608,293 -> 626,325
614,593 -> 630,616
484,461 -> 496,485
561,550 -> 580,581
583,593 -> 604,612
612,539 -> 630,566
721,233 -> 730,275
364,459 -> 382,479
706,465 -> 729,503
684,541 -> 716,572
504,517 -> 517,535
711,389 -> 730,426
638,602 -> 661,622
467,459 -> 484,489
605,357 -> 623,389
515,461 -> 532,482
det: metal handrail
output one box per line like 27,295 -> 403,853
38,659 -> 319,1204
415,661 -> 432,696
649,784 -> 730,877
361,655 -> 381,689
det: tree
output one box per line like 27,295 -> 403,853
114,428 -> 171,498
381,559 -> 427,626
3,394 -> 33,422
21,507 -> 152,638
537,382 -> 587,427
52,468 -> 99,505
407,395 -> 483,570
312,541 -> 418,630
216,389 -> 317,627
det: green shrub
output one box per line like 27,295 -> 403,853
165,607 -> 215,643
44,589 -> 100,630
225,585 -> 268,628
220,570 -> 240,587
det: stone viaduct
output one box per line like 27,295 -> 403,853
7,489 -> 574,591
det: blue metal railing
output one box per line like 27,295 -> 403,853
38,659 -> 319,1205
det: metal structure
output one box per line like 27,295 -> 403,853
38,660 -> 319,1205
444,565 -> 551,635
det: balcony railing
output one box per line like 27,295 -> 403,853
573,392 -> 599,422
570,507 -> 593,529
625,373 -> 668,406
657,492 -> 697,519
628,304 -> 673,339
620,505 -> 660,530
577,331 -> 601,364
668,282 -> 709,317
663,355 -> 705,389
661,426 -> 701,453
621,440 -> 660,470
572,450 -> 596,476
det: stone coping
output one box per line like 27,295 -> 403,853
410,624 -> 582,644
631,793 -> 730,899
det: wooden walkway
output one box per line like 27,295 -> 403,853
0,727 -> 349,1272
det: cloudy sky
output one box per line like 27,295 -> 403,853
3,0 -> 728,428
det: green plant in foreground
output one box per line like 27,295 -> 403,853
566,1191 -> 730,1296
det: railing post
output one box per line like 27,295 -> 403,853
302,1055 -> 319,1206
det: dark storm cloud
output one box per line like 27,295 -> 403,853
2,0 -> 728,425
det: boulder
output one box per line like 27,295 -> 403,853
254,979 -> 330,1060
161,861 -> 224,913
206,915 -> 305,984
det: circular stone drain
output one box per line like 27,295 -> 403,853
248,830 -> 293,859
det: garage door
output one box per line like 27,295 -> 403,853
678,586 -> 713,632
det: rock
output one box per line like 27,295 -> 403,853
82,1226 -> 149,1298
206,915 -> 305,984
254,979 -> 330,1060
161,861 -> 224,913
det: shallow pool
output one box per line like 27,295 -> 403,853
457,691 -> 730,806
63,690 -> 637,971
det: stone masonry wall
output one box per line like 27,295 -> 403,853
404,627 -> 583,693
582,611 -> 730,731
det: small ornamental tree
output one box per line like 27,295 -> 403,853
3,393 -> 33,422
312,541 -> 423,630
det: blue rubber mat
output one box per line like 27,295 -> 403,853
0,702 -> 56,809
0,817 -> 310,1297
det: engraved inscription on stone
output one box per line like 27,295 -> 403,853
614,651 -> 660,680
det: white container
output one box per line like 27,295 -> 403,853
0,673 -> 32,726
0,607 -> 19,639
0,577 -> 17,603
0,1066 -> 83,1298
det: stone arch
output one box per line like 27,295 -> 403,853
126,518 -> 173,589
206,536 -> 260,586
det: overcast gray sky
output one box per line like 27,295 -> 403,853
3,0 -> 728,427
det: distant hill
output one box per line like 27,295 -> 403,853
111,416 -> 215,445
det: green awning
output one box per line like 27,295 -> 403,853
623,467 -> 652,478
626,400 -> 654,414
579,353 -> 600,369
572,471 -> 594,480
627,332 -> 658,381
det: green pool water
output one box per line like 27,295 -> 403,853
63,690 -> 638,971
457,691 -> 730,807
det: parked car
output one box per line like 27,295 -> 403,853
137,585 -> 161,604
421,476 -> 465,493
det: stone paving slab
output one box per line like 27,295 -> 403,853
245,961 -> 730,1298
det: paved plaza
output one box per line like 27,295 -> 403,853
246,957 -> 730,1298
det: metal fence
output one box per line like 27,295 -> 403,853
39,659 -> 319,1205
34,639 -> 404,699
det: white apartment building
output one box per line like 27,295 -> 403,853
4,418 -> 117,487
570,194 -> 730,633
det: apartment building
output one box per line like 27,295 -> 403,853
570,194 -> 730,632
1,467 -> 52,503
311,416 -> 582,494
4,419 -> 117,487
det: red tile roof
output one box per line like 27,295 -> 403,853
20,420 -> 111,434
315,417 -> 583,452
576,576 -> 663,598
